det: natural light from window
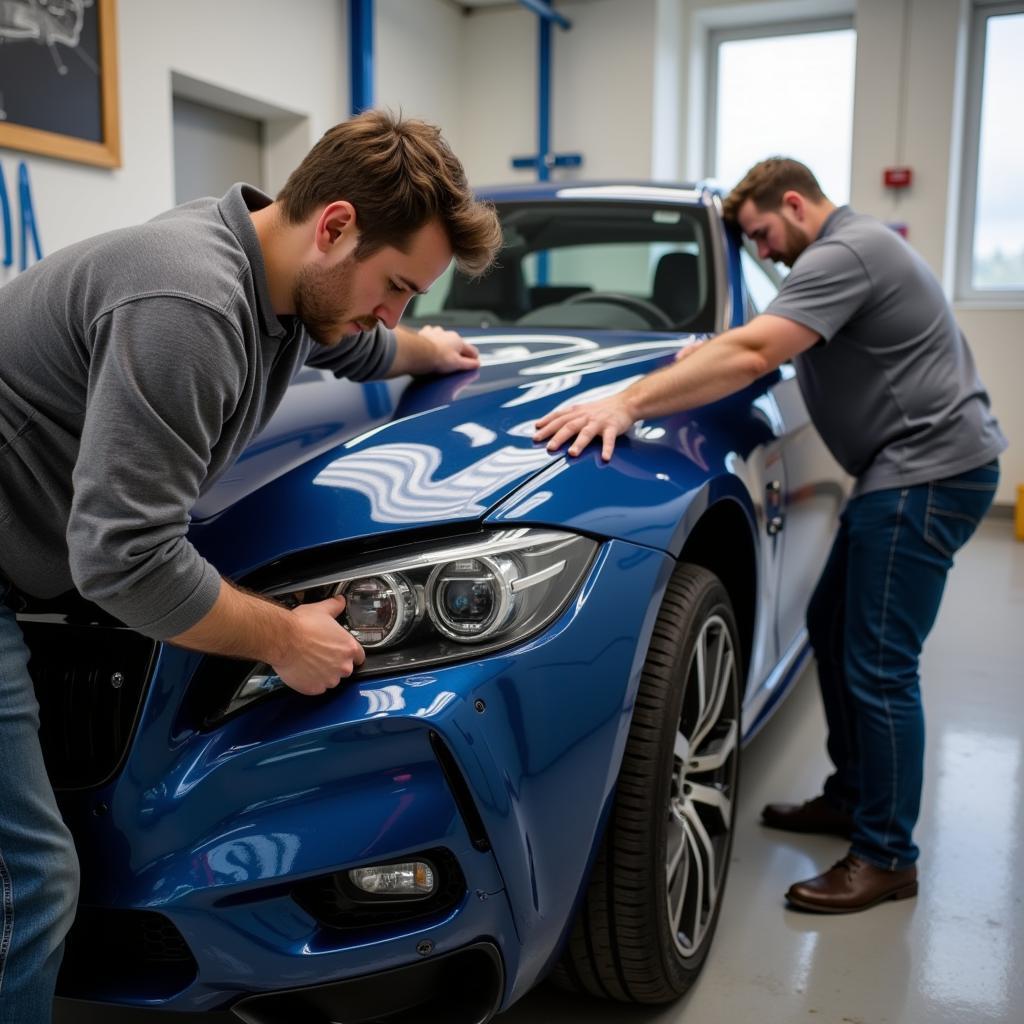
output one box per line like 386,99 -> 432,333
715,28 -> 856,204
972,11 -> 1024,290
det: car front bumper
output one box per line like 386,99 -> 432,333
53,539 -> 675,1017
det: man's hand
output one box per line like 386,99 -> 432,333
532,316 -> 819,462
533,393 -> 636,462
271,595 -> 365,695
170,583 -> 365,696
675,338 -> 709,362
388,323 -> 480,377
419,324 -> 480,373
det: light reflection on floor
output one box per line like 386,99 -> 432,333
921,730 -> 1020,1020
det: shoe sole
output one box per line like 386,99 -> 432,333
785,880 -> 918,914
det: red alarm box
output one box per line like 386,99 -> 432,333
883,167 -> 913,189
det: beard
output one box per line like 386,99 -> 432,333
774,219 -> 810,268
293,254 -> 377,347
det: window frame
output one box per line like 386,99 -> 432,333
956,1 -> 1024,304
705,16 -> 855,190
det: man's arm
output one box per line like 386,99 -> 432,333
533,314 -> 819,461
170,579 -> 364,695
70,300 -> 365,696
386,323 -> 480,376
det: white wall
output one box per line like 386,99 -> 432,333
459,4 -> 540,185
377,0 -> 465,151
456,0 -> 658,186
0,0 -> 345,283
551,0 -> 658,182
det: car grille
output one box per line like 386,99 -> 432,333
20,620 -> 156,790
58,908 -> 198,1000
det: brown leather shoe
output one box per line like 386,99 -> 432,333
761,794 -> 853,838
785,854 -> 918,913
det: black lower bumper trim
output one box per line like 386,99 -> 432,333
231,941 -> 504,1024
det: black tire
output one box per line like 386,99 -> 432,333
551,562 -> 742,1004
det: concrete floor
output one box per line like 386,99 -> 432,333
499,517 -> 1024,1024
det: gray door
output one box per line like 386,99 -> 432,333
173,96 -> 263,204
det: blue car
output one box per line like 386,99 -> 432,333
31,183 -> 848,1022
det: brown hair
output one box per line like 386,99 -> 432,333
276,109 -> 501,275
722,157 -> 827,224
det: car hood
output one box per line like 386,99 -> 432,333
188,330 -> 688,579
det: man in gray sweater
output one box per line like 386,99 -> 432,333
0,110 -> 500,1022
535,158 -> 1005,914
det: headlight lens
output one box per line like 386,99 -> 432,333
428,555 -> 519,641
341,573 -> 418,647
212,528 -> 597,721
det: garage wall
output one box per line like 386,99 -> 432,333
377,0 -> 465,151
0,0 -> 345,288
457,3 -> 545,185
457,0 -> 658,186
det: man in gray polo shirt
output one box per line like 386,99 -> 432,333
0,110 -> 500,1022
534,157 -> 1005,913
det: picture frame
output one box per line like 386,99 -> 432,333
0,0 -> 120,168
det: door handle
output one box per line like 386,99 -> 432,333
766,480 -> 784,535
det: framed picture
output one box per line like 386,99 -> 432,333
0,0 -> 120,168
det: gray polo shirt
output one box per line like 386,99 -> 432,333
766,206 -> 1006,496
0,184 -> 396,638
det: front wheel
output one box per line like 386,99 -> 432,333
552,562 -> 742,1003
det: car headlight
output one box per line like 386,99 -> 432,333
211,529 -> 597,722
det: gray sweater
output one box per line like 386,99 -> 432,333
0,184 -> 396,638
766,206 -> 1006,495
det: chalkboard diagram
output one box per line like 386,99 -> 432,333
0,0 -> 120,167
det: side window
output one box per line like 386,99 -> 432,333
709,19 -> 856,203
407,262 -> 454,318
739,246 -> 781,316
957,4 -> 1024,299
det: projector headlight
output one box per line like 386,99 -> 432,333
340,572 -> 419,647
211,528 -> 597,721
427,554 -> 520,641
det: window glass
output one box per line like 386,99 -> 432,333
522,241 -> 699,295
713,26 -> 855,202
408,202 -> 714,331
740,247 -> 781,315
412,264 -> 454,317
971,10 -> 1024,290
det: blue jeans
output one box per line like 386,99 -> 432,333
0,584 -> 80,1024
807,460 -> 999,870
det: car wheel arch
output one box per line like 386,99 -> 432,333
673,490 -> 758,692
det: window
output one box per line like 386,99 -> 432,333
708,19 -> 856,202
958,3 -> 1024,299
408,201 -> 715,332
740,246 -> 783,316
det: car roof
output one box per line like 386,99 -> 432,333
476,180 -> 725,205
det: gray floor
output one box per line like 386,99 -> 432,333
500,517 -> 1024,1024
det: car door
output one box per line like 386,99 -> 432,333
739,247 -> 847,656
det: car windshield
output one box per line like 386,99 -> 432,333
406,200 -> 716,333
